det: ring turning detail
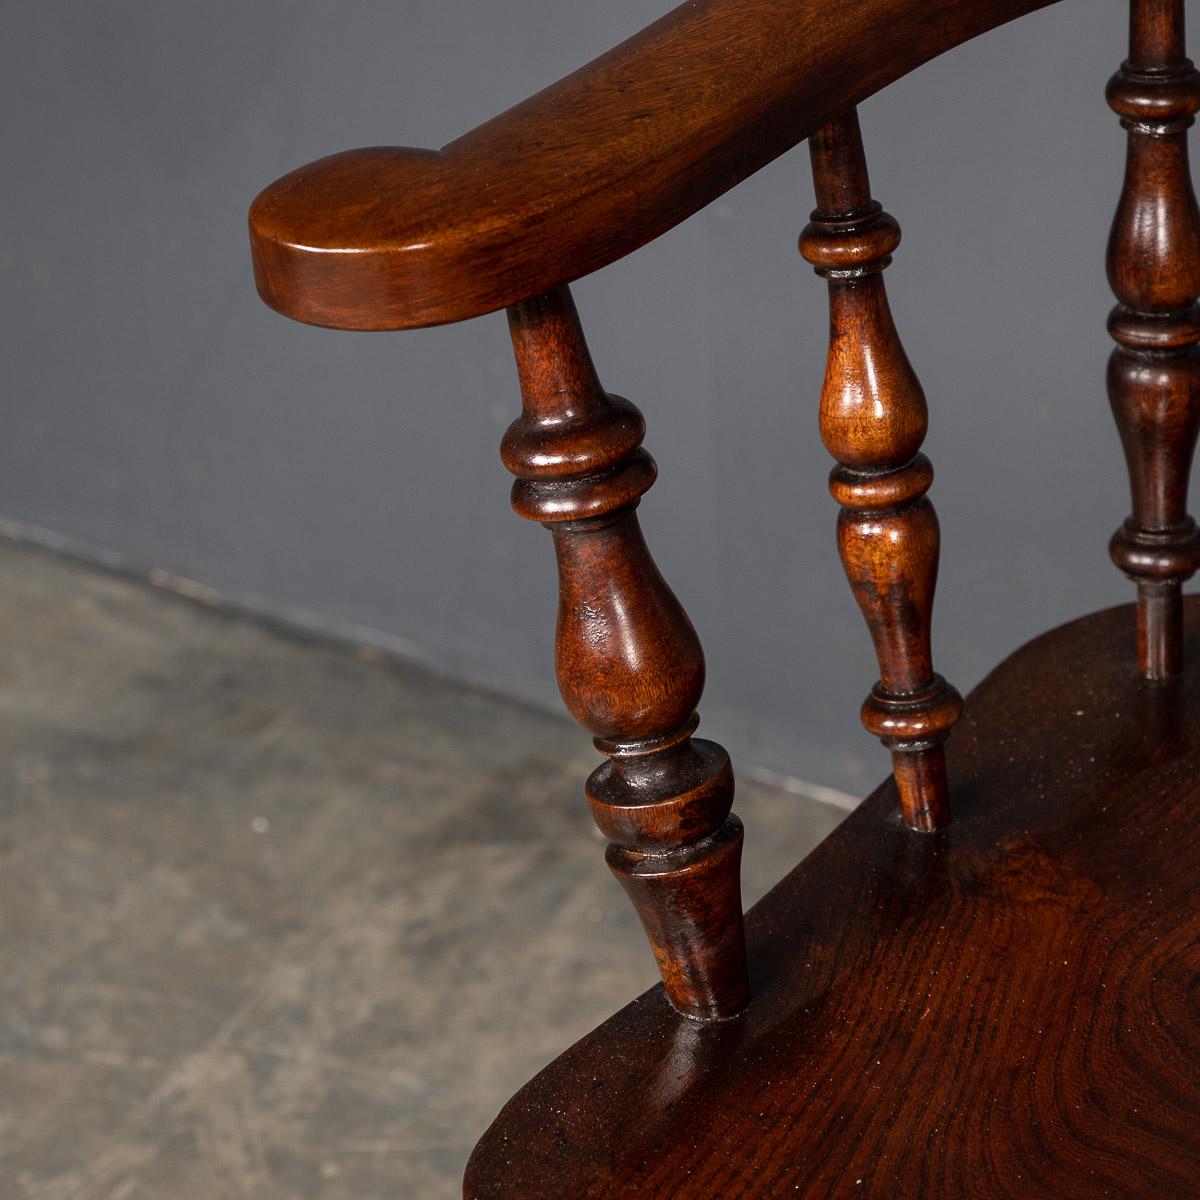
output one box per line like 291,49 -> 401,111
801,111 -> 963,832
502,287 -> 749,1020
1106,0 -> 1200,679
244,0 -> 1200,1190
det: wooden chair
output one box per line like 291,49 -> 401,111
247,1 -> 1200,1194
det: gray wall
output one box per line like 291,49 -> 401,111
1,0 -> 1185,797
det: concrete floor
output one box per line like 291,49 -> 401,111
0,541 -> 848,1200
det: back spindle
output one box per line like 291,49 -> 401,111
800,111 -> 962,831
1107,0 -> 1200,678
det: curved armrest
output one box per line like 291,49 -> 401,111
249,0 -> 1058,331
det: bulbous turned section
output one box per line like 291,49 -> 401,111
1106,0 -> 1200,679
802,110 -> 961,832
548,514 -> 704,740
503,286 -> 748,1019
817,276 -> 928,471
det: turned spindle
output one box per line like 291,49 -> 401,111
1107,0 -> 1200,679
800,111 -> 962,832
501,286 -> 749,1020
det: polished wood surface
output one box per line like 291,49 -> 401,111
466,599 -> 1200,1199
801,112 -> 962,832
503,288 -> 748,1020
248,0 -> 1062,330
244,0 -> 1200,1190
1107,0 -> 1200,677
1104,0 -> 1200,676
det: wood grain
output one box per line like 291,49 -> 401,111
502,287 -> 749,1020
465,598 -> 1200,1198
248,0 -> 1062,330
242,1 -> 1200,1190
801,112 -> 962,832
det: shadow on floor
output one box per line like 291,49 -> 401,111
0,541 -> 849,1199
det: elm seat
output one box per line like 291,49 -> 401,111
465,601 -> 1200,1198
246,0 -> 1200,1194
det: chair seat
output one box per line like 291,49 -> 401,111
465,599 -> 1200,1199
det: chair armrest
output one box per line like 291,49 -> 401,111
249,0 -> 1058,330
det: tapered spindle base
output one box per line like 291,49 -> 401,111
889,744 -> 951,832
862,677 -> 961,833
606,816 -> 749,1020
1109,519 -> 1200,680
1137,580 -> 1184,679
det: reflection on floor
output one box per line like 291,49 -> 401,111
1,541 -> 848,1200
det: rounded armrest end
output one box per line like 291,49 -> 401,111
249,147 -> 464,330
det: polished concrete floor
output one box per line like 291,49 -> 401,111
1,541 -> 848,1200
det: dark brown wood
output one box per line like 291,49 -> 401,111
502,287 -> 749,1020
242,3 -> 1200,1192
800,112 -> 962,831
465,598 -> 1200,1199
1107,0 -> 1200,678
248,0 -> 1063,331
